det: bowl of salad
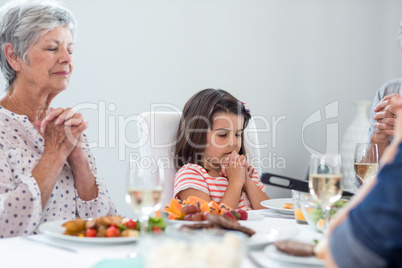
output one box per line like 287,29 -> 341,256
300,195 -> 348,233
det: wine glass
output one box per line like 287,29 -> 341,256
126,160 -> 164,234
354,143 -> 379,185
308,154 -> 343,231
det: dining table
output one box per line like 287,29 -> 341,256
0,207 -> 324,268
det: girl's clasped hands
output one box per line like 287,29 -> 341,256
220,151 -> 251,189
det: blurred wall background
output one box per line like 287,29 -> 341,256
1,0 -> 401,217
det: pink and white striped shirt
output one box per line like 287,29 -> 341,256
174,163 -> 266,210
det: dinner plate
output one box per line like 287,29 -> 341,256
260,198 -> 294,215
167,210 -> 263,224
248,227 -> 299,248
166,223 -> 295,248
264,244 -> 324,266
38,220 -> 139,244
167,219 -> 208,225
244,211 -> 264,221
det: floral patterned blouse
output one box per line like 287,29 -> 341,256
0,106 -> 117,238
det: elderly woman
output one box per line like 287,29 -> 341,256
367,26 -> 402,162
0,0 -> 116,238
325,98 -> 402,267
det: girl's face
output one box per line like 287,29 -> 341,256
203,112 -> 244,172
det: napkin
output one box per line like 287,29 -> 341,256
92,257 -> 143,268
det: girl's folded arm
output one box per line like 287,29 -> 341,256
220,180 -> 243,209
177,188 -> 212,202
243,181 -> 270,209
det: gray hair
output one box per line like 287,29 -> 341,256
0,0 -> 77,90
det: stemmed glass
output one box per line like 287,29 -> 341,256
126,160 -> 164,234
354,143 -> 379,185
309,154 -> 344,231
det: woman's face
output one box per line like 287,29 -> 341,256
203,112 -> 244,171
17,26 -> 74,93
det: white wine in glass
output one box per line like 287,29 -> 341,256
126,161 -> 164,234
126,188 -> 163,217
309,154 -> 343,231
309,173 -> 343,209
354,143 -> 379,185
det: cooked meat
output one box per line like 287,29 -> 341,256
181,222 -> 214,229
85,219 -> 97,229
179,214 -> 255,237
95,215 -> 123,227
274,240 -> 315,256
62,219 -> 86,235
179,223 -> 217,235
207,214 -> 255,237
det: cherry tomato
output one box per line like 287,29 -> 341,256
106,225 -> 120,237
124,219 -> 137,230
151,226 -> 163,233
85,228 -> 97,237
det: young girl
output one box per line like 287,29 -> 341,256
173,88 -> 269,210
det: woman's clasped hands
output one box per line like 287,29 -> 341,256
35,107 -> 88,162
373,93 -> 401,136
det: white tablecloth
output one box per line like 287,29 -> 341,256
0,209 -> 323,268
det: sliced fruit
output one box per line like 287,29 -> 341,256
167,198 -> 184,218
231,210 -> 241,220
186,196 -> 208,207
181,204 -> 200,215
223,210 -> 237,221
200,202 -> 211,213
191,213 -> 203,221
235,209 -> 248,220
155,209 -> 162,218
208,200 -> 220,214
166,211 -> 182,220
184,214 -> 193,221
219,203 -> 233,215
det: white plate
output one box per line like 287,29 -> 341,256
260,198 -> 294,215
244,211 -> 264,221
38,220 -> 139,244
168,211 -> 262,224
264,244 -> 324,266
248,228 -> 299,247
167,219 -> 208,225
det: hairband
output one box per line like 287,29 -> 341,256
241,101 -> 251,114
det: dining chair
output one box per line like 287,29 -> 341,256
136,111 -> 262,206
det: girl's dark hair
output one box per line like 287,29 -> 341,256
174,88 -> 251,169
